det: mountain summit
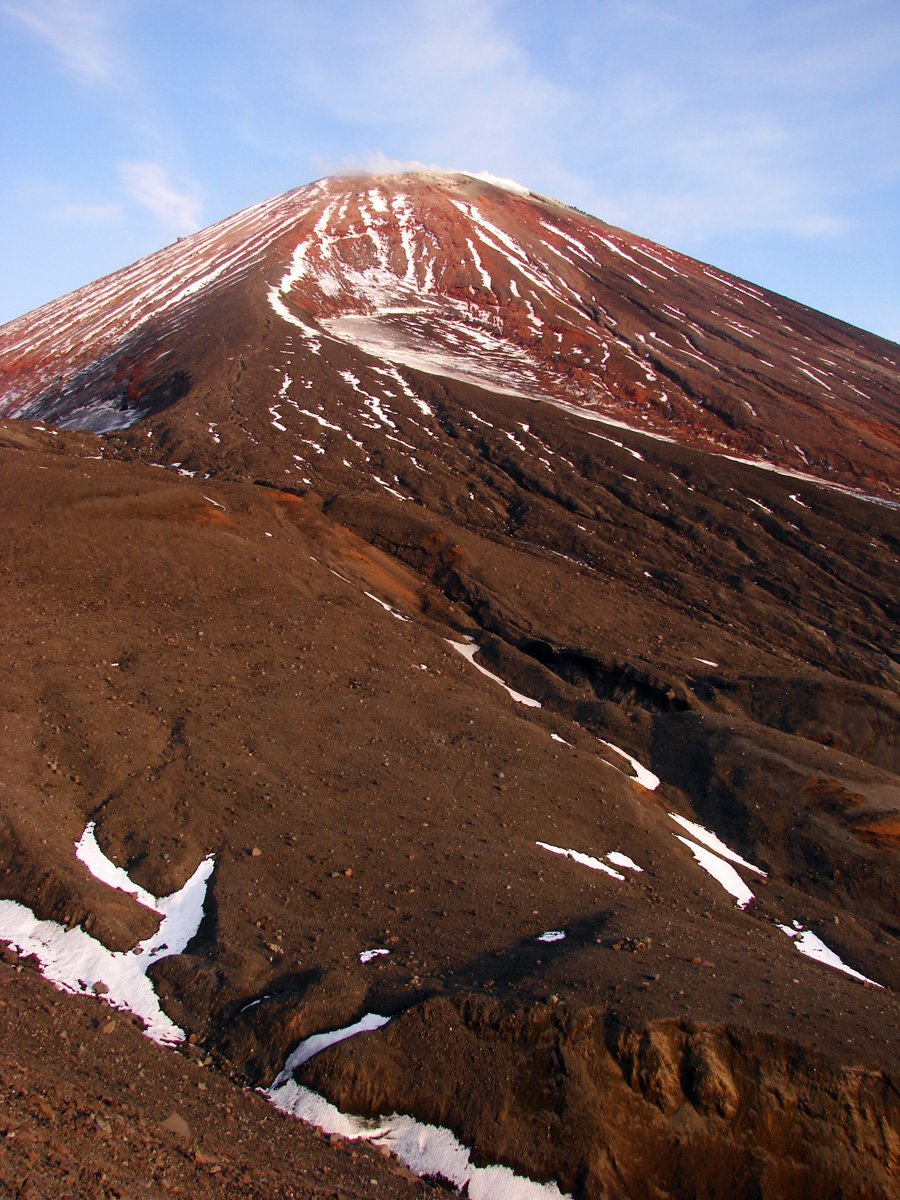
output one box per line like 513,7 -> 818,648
0,175 -> 897,1199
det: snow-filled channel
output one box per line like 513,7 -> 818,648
597,741 -> 659,790
266,1011 -> 573,1199
536,842 -> 625,880
272,1012 -> 392,1081
268,1082 -> 571,1200
446,639 -> 541,708
777,922 -> 883,988
668,813 -> 766,875
0,822 -> 214,1044
675,836 -> 755,909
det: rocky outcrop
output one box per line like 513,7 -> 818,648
301,994 -> 898,1200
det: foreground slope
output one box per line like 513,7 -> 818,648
0,174 -> 898,1199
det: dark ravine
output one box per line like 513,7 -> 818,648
0,172 -> 897,1198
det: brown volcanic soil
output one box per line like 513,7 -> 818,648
1,392 -> 898,1199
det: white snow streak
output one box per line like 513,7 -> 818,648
598,741 -> 660,790
365,592 -> 410,621
606,852 -> 642,872
668,814 -> 766,876
675,836 -> 756,909
776,922 -> 883,988
266,1012 -> 572,1199
536,842 -> 625,880
272,1012 -> 391,1083
446,639 -> 542,708
268,1081 -> 571,1199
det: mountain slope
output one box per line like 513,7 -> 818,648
0,174 -> 897,1200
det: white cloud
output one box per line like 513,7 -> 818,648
119,161 -> 202,233
310,151 -> 445,179
2,0 -> 119,84
566,69 -> 850,245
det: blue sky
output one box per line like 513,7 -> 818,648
1,0 -> 898,341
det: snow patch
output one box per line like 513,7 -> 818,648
676,837 -> 756,909
536,842 -> 625,880
668,814 -> 766,876
446,639 -> 541,708
266,1008 -> 573,1198
268,1080 -> 571,1198
776,922 -> 883,988
272,1013 -> 392,1083
365,592 -> 410,622
360,948 -> 391,963
1,822 -> 214,1044
606,852 -> 642,872
597,741 -> 660,790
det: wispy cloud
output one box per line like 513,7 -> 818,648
2,0 -> 119,84
119,161 -> 202,233
271,0 -> 576,190
586,106 -> 848,244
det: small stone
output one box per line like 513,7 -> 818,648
250,847 -> 262,858
612,936 -> 651,953
92,980 -> 109,995
161,1111 -> 191,1139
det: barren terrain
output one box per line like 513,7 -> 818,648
0,174 -> 897,1198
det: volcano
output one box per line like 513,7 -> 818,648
0,173 -> 897,1200
2,172 -> 898,498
